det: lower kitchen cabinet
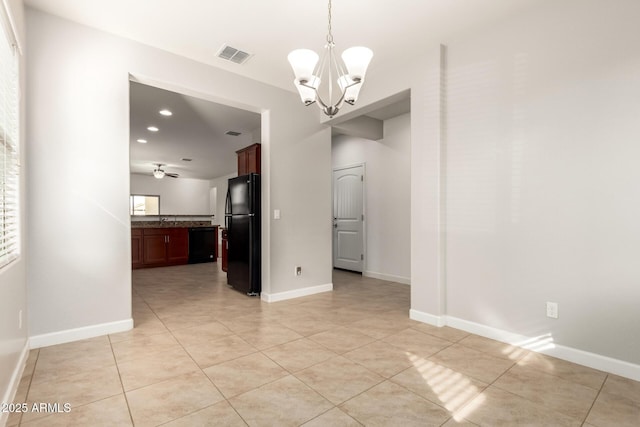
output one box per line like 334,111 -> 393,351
221,228 -> 228,272
137,228 -> 189,268
166,228 -> 189,264
131,228 -> 143,269
143,230 -> 168,266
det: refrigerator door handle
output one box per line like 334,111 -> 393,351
225,188 -> 232,229
248,174 -> 254,214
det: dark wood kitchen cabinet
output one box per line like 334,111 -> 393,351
166,228 -> 189,264
142,229 -> 168,267
236,143 -> 261,175
131,228 -> 143,269
221,228 -> 228,272
139,228 -> 189,267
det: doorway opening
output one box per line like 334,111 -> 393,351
128,80 -> 261,274
330,92 -> 411,286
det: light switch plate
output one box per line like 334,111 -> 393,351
274,209 -> 280,220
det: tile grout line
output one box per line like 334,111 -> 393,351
107,334 -> 136,426
15,349 -> 40,427
581,373 -> 608,426
299,405 -> 364,426
485,352 -> 610,424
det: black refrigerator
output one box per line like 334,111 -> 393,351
225,173 -> 261,295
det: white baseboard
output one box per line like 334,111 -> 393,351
0,340 -> 29,426
29,318 -> 133,349
261,283 -> 333,303
410,309 -> 640,382
410,309 -> 445,327
364,271 -> 410,285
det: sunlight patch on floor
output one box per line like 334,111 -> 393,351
407,352 -> 485,419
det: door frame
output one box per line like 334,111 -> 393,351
332,162 -> 366,272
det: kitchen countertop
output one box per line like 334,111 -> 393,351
132,221 -> 218,229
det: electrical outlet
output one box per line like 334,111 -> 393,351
295,266 -> 302,276
546,302 -> 558,319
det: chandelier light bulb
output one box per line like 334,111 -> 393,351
288,49 -> 319,82
341,47 -> 373,81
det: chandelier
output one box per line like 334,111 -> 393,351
287,0 -> 373,118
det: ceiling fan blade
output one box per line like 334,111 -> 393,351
166,173 -> 179,178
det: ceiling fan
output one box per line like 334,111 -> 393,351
152,163 -> 179,179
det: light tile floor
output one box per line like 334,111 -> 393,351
8,263 -> 640,426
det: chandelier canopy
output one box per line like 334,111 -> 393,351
288,0 -> 373,118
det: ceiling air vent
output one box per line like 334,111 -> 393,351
181,158 -> 193,162
225,131 -> 242,136
216,44 -> 252,65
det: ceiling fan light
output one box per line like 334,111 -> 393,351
153,169 -> 165,179
341,46 -> 373,81
288,49 -> 319,82
294,77 -> 319,104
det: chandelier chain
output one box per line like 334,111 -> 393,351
326,0 -> 333,44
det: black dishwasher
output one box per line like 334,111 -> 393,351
188,227 -> 217,264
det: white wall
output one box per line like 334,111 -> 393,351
251,127 -> 262,144
209,172 -> 237,226
332,113 -> 411,283
26,9 -> 331,343
0,0 -> 28,418
130,174 -> 211,215
443,0 -> 640,367
324,0 -> 640,377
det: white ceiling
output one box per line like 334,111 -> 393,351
24,0 -> 542,93
25,0 -> 543,180
129,82 -> 260,180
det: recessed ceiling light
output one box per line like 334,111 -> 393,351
159,109 -> 172,116
147,126 -> 159,132
137,139 -> 147,143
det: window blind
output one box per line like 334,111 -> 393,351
0,7 -> 20,269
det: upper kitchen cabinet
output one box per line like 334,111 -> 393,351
237,143 -> 261,175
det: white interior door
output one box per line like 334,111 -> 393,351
333,165 -> 364,272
